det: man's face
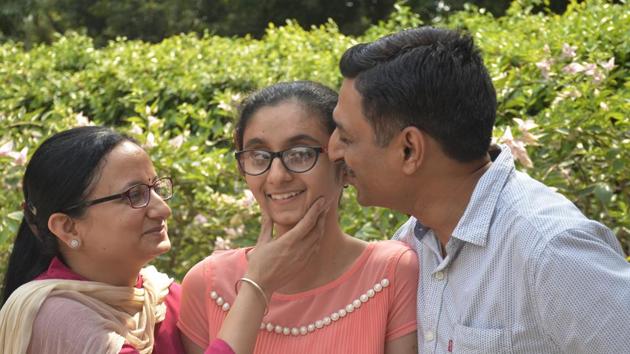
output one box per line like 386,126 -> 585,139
329,79 -> 399,207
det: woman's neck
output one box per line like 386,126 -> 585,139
273,210 -> 367,294
63,253 -> 140,287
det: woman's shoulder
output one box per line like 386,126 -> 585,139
30,296 -> 125,352
357,240 -> 417,282
181,247 -> 250,293
368,240 -> 416,263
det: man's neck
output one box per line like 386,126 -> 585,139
411,156 -> 491,251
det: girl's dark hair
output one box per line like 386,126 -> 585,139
234,81 -> 338,150
1,126 -> 137,305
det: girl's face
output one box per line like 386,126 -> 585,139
72,141 -> 172,272
241,100 -> 342,230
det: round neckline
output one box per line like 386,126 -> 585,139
239,242 -> 375,300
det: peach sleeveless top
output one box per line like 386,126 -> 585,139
178,240 -> 418,354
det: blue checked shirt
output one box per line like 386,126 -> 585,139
393,145 -> 630,353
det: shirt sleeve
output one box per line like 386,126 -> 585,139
386,247 -> 419,341
533,227 -> 630,352
178,259 -> 211,349
204,339 -> 236,354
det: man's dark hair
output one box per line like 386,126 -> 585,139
339,26 -> 497,162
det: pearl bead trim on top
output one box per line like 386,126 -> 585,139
209,278 -> 390,336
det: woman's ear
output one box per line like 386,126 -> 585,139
48,212 -> 81,248
399,126 -> 425,175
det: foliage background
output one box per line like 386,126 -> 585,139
1,0 -> 628,283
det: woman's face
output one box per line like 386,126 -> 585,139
73,141 -> 172,271
242,100 -> 342,230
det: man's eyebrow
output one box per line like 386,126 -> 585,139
333,118 -> 346,132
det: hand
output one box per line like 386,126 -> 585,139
245,197 -> 327,296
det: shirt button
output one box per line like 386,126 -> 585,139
433,271 -> 445,281
424,331 -> 434,342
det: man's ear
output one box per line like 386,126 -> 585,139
48,212 -> 80,247
399,126 -> 425,175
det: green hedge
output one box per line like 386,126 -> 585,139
1,0 -> 628,282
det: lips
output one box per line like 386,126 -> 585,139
143,224 -> 165,235
267,190 -> 305,201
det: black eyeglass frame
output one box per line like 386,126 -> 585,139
62,177 -> 173,212
235,146 -> 327,176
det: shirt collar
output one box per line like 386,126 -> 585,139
448,144 -> 515,246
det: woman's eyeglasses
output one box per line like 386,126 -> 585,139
235,146 -> 327,176
63,177 -> 173,212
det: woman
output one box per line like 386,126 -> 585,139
0,126 -> 328,354
179,81 -> 419,354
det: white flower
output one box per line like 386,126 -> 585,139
169,135 -> 184,149
0,141 -> 14,157
600,57 -> 615,72
147,115 -> 159,128
218,101 -> 233,112
130,123 -> 143,135
144,132 -> 156,149
75,111 -> 90,126
214,236 -> 232,250
600,102 -> 609,111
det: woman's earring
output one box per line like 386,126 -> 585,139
70,239 -> 81,249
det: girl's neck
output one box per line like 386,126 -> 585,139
273,210 -> 367,294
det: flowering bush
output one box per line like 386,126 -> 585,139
1,0 -> 628,281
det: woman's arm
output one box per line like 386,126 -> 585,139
385,332 -> 418,354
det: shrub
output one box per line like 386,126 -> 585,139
1,0 -> 628,282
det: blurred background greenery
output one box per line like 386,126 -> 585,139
1,0 -> 628,282
1,0 -> 573,46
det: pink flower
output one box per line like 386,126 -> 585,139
8,147 -> 28,166
498,127 -> 533,168
193,214 -> 208,224
513,118 -> 540,145
562,62 -> 586,74
560,43 -> 577,59
536,58 -> 553,79
239,189 -> 256,208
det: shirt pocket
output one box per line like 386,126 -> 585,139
452,324 -> 513,354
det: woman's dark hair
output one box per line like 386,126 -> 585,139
1,126 -> 137,305
234,81 -> 338,150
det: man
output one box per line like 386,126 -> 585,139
328,26 -> 630,353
